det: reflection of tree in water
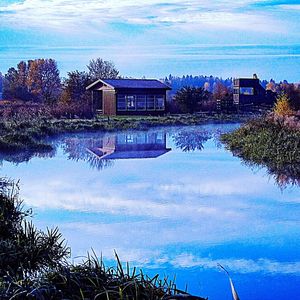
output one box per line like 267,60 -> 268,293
243,159 -> 300,189
173,130 -> 211,151
61,136 -> 114,171
60,137 -> 113,171
173,129 -> 223,152
0,149 -> 56,165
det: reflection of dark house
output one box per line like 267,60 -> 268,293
87,132 -> 171,160
86,79 -> 171,116
233,75 -> 266,106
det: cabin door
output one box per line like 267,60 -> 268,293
92,90 -> 103,113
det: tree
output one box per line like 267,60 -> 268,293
2,67 -> 18,100
203,82 -> 210,91
174,86 -> 210,113
87,58 -> 119,80
213,81 -> 229,100
27,59 -> 61,104
279,83 -> 300,110
62,71 -> 91,103
273,92 -> 294,117
266,81 -> 277,92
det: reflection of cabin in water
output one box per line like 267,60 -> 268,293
86,79 -> 171,116
88,132 -> 171,160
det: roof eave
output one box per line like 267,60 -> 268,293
86,79 -> 115,90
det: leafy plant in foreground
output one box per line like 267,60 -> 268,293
0,178 -> 69,276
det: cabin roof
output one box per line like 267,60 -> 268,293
88,148 -> 171,159
86,79 -> 171,90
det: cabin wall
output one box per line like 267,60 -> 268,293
115,88 -> 167,116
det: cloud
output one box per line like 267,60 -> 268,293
170,253 -> 300,275
0,0 -> 285,36
279,4 -> 300,11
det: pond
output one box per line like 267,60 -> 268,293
1,123 -> 300,300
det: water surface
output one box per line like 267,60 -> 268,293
1,123 -> 300,299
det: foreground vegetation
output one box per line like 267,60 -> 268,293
0,178 -> 206,300
221,105 -> 300,187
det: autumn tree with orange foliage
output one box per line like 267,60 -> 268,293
27,59 -> 61,104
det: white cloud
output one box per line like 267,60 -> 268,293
170,253 -> 300,275
279,4 -> 300,11
0,0 -> 285,36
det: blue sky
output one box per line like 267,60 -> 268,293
0,0 -> 300,80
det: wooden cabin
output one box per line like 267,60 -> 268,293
86,79 -> 171,116
233,74 -> 266,107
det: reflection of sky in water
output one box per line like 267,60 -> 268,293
2,124 -> 300,299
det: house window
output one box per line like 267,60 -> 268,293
155,95 -> 165,110
136,95 -> 146,110
117,95 -> 126,110
126,134 -> 134,143
233,88 -> 239,94
136,133 -> 147,144
240,87 -> 254,95
126,95 -> 136,110
156,132 -> 164,143
147,95 -> 155,110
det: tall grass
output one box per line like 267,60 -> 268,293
221,115 -> 300,187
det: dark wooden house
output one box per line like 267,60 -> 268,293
86,79 -> 171,115
233,75 -> 266,107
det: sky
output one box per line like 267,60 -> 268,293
0,0 -> 300,80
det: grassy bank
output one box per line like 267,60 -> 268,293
0,113 -> 251,153
221,114 -> 300,187
0,178 -> 206,300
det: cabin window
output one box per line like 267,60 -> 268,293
147,95 -> 155,110
156,132 -> 164,143
126,134 -> 134,143
117,95 -> 126,110
136,95 -> 146,110
126,95 -> 136,110
240,87 -> 254,95
155,95 -> 165,110
136,133 -> 147,144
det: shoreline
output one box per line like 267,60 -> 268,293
0,113 -> 254,154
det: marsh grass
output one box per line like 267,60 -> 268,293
221,115 -> 300,187
0,113 -> 251,155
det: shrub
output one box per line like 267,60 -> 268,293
273,92 -> 294,117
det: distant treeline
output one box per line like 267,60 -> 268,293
164,74 -> 277,96
0,58 -> 299,115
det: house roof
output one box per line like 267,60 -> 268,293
86,79 -> 171,90
88,148 -> 171,159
